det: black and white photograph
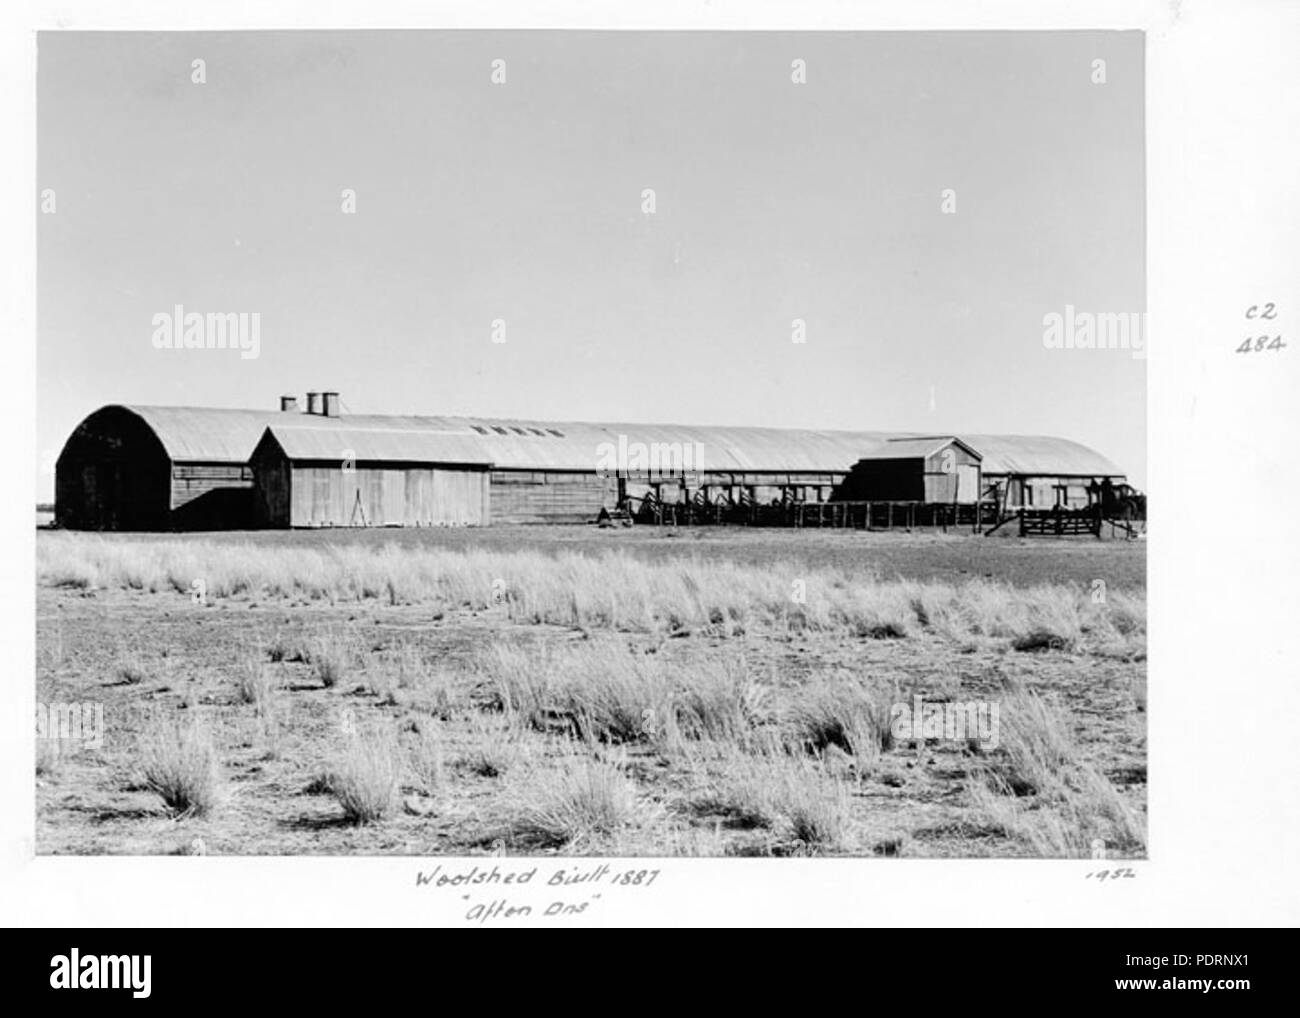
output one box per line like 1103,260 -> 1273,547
5,0 -> 1298,938
35,27 -> 1149,860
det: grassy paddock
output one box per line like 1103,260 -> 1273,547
89,523 -> 1147,590
38,534 -> 1144,654
35,532 -> 1146,857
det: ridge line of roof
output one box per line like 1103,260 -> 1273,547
125,405 -> 1090,444
106,404 -> 1124,475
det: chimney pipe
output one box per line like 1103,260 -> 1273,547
323,391 -> 341,418
279,395 -> 299,413
306,392 -> 321,415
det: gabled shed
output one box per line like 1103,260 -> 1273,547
250,424 -> 493,527
840,437 -> 983,503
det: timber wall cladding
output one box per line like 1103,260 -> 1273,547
171,463 -> 253,508
288,466 -> 487,526
921,445 -> 981,503
488,470 -> 618,523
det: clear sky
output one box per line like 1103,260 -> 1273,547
37,30 -> 1145,497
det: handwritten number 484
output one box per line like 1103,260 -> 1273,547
1238,335 -> 1285,353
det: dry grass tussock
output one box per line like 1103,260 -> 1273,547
493,758 -> 647,850
234,651 -> 287,758
115,634 -> 156,685
236,651 -> 278,707
39,534 -> 1143,651
366,640 -> 464,716
968,684 -> 1145,856
405,723 -> 446,795
303,630 -> 357,689
457,711 -> 530,778
478,638 -> 771,748
329,725 -> 402,824
786,676 -> 896,766
689,742 -> 855,853
137,713 -> 224,816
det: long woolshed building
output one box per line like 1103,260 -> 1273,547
54,394 -> 1127,530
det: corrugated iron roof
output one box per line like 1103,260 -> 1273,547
112,405 -> 1124,477
125,405 -> 280,462
325,416 -> 904,474
961,434 -> 1124,477
874,436 -> 982,461
260,422 -> 493,466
